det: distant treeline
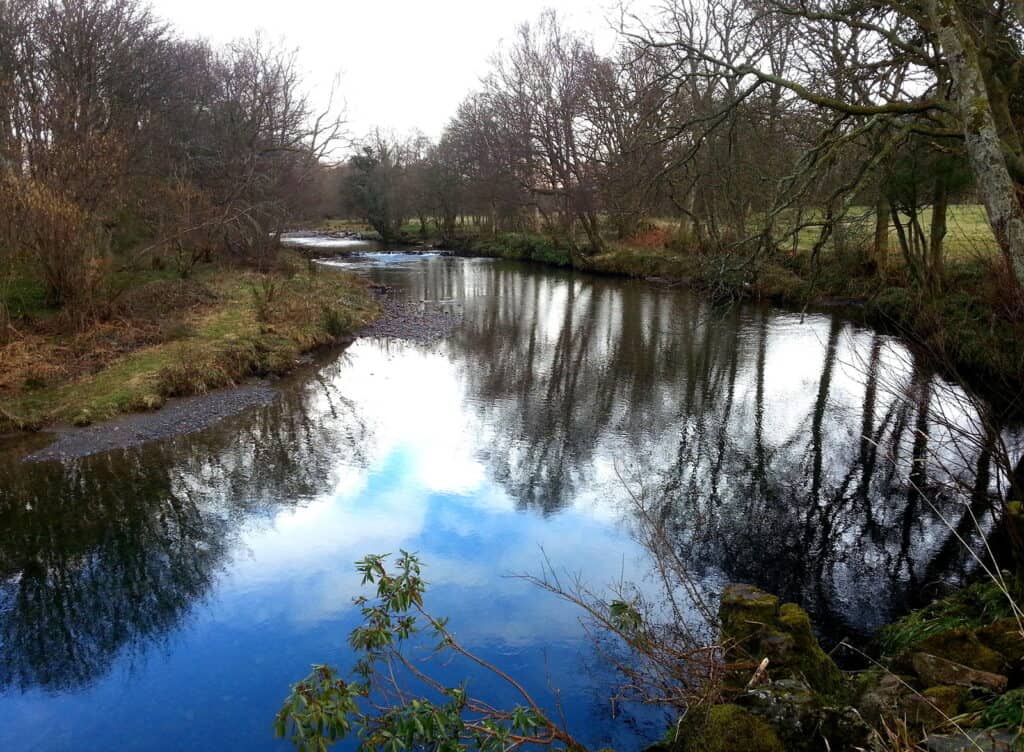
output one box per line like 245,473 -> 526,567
3,0 -> 1023,331
0,0 -> 342,329
336,3 -> 1024,296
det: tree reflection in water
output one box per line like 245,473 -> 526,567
0,257 -> 1020,699
435,260 -> 1022,644
0,358 -> 369,693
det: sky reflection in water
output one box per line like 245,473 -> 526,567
1,255 -> 1015,751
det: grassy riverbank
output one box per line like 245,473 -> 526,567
0,261 -> 378,433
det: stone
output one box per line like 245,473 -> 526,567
915,628 -> 1006,673
923,730 -> 1020,752
679,703 -> 784,752
911,652 -> 1009,692
719,584 -> 843,696
921,685 -> 966,717
976,618 -> 1024,666
856,672 -> 907,726
777,602 -> 844,695
720,584 -> 781,642
857,674 -> 970,731
737,679 -> 871,752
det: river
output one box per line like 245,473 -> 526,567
0,251 -> 1017,751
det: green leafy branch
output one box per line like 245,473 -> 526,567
276,551 -> 585,752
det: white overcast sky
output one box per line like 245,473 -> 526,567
150,0 -> 628,143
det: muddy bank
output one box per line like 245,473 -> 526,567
23,384 -> 278,463
18,287 -> 460,462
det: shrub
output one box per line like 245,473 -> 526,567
320,304 -> 352,338
0,175 -> 110,322
249,276 -> 280,323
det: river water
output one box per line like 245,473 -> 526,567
0,252 -> 1016,751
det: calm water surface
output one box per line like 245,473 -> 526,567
1,253 -> 1017,751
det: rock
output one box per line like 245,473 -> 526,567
923,730 -> 1020,752
911,652 -> 1009,692
678,703 -> 784,752
719,584 -> 842,695
856,672 -> 907,726
720,584 -> 781,641
777,602 -> 844,695
902,691 -> 957,728
921,685 -> 966,718
737,679 -> 870,752
914,628 -> 1006,673
976,618 -> 1024,666
857,673 -> 969,730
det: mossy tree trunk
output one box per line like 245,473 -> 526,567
873,195 -> 890,275
928,175 -> 948,294
927,0 -> 1024,291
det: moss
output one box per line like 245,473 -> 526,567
719,585 -> 843,697
976,618 -> 1024,665
681,704 -> 784,752
778,603 -> 844,695
880,579 -> 1017,657
922,685 -> 966,718
913,628 -> 1005,674
720,584 -> 781,642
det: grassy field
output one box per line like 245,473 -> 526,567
0,261 -> 378,433
761,204 -> 997,264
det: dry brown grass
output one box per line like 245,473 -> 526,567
0,264 -> 378,431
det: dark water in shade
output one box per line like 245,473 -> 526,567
1,254 -> 1020,751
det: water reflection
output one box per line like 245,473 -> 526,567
0,365 -> 365,694
365,259 -> 1020,641
0,256 -> 1019,750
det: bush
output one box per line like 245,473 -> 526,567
249,276 -> 280,323
320,304 -> 352,338
156,345 -> 244,397
0,175 -> 111,322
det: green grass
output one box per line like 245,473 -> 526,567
0,264 -> 378,431
879,579 -> 1016,657
980,688 -> 1024,731
1,267 -> 50,320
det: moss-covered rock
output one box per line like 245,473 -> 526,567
719,584 -> 842,695
856,671 -> 908,726
720,584 -> 781,642
737,679 -> 870,752
856,673 -> 971,733
922,685 -> 967,717
911,628 -> 1006,674
976,618 -> 1024,667
679,704 -> 784,752
880,579 -> 1017,658
777,603 -> 844,696
910,652 -> 1008,692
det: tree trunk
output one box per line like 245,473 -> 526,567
579,211 -> 603,255
873,195 -> 890,274
927,0 -> 1024,290
928,177 -> 948,293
